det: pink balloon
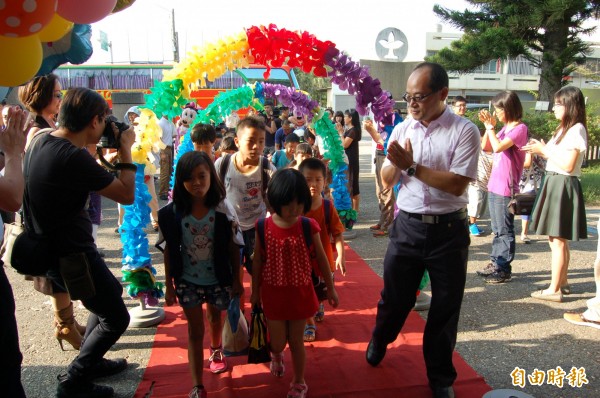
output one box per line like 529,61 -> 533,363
57,0 -> 117,24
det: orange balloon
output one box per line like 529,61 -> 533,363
38,14 -> 74,42
0,35 -> 43,86
0,0 -> 58,38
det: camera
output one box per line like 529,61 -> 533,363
98,115 -> 129,149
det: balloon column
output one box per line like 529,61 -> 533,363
120,109 -> 165,308
141,24 -> 395,230
0,0 -> 130,86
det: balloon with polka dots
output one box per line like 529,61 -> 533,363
0,0 -> 57,38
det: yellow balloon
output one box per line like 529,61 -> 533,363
38,14 -> 74,43
0,35 -> 42,87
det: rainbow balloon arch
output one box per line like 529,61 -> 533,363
122,24 -> 395,308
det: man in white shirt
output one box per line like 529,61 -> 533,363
158,115 -> 176,200
366,63 -> 480,398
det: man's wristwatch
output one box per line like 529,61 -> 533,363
406,161 -> 418,177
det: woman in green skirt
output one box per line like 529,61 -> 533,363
523,86 -> 588,302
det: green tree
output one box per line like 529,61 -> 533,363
293,68 -> 328,105
427,0 -> 600,106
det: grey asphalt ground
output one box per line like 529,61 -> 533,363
8,137 -> 599,398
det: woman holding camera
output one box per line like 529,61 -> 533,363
25,88 -> 136,398
523,86 -> 588,302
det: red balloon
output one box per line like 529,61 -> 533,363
57,0 -> 117,24
0,0 -> 58,38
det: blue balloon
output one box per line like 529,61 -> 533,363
37,24 -> 93,76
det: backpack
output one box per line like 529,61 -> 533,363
256,216 -> 327,301
218,153 -> 270,199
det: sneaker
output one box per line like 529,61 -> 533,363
287,382 -> 308,398
56,376 -> 114,398
88,358 -> 128,379
188,385 -> 208,398
476,262 -> 496,277
485,270 -> 512,284
208,346 -> 227,373
469,223 -> 482,236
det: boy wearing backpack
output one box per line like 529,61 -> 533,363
299,158 -> 346,342
215,117 -> 276,284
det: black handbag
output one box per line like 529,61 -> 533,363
1,129 -> 58,275
508,192 -> 536,216
507,148 -> 537,216
5,223 -> 54,276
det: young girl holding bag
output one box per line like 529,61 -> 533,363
250,169 -> 339,398
158,151 -> 244,398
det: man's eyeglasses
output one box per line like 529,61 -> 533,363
403,90 -> 438,103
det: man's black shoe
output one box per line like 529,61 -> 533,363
431,386 -> 455,398
56,376 -> 113,398
366,338 -> 386,367
88,358 -> 128,379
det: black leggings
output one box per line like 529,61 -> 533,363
0,264 -> 26,397
48,252 -> 130,380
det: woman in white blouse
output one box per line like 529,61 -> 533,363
523,86 -> 588,302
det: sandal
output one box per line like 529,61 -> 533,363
314,302 -> 325,322
287,382 -> 308,398
270,352 -> 285,377
303,324 -> 316,342
372,229 -> 388,237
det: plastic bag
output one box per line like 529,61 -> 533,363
222,297 -> 249,357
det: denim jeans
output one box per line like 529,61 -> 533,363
488,192 -> 515,273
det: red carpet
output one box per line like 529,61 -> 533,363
134,246 -> 491,398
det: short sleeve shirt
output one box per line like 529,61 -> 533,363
382,106 -> 481,214
26,134 -> 115,255
181,208 -> 218,285
545,123 -> 587,176
272,150 -> 291,169
274,128 -> 288,148
305,200 -> 345,272
487,123 -> 528,197
215,154 -> 276,231
158,117 -> 176,147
